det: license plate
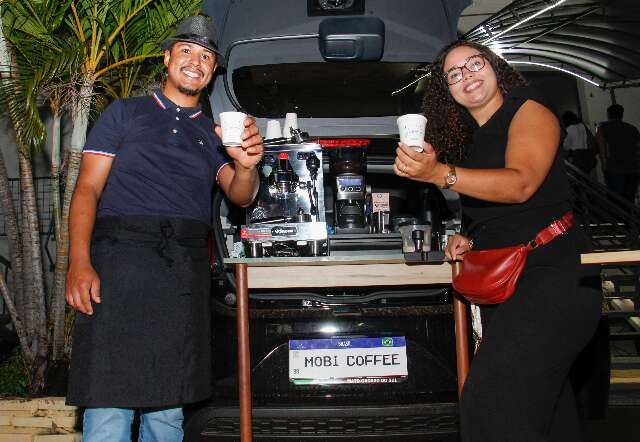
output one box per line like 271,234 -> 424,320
289,336 -> 408,385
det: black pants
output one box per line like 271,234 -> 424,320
459,228 -> 602,442
605,171 -> 639,203
567,150 -> 595,175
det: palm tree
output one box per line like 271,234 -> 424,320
0,0 -> 200,394
0,1 -> 57,392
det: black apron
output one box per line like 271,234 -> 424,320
67,216 -> 212,408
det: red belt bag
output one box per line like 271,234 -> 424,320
452,212 -> 573,305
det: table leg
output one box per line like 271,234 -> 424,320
451,262 -> 470,399
453,295 -> 470,398
235,263 -> 252,441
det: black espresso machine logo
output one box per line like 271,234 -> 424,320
271,226 -> 298,236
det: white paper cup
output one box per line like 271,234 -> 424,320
397,114 -> 427,152
283,112 -> 298,138
219,111 -> 247,146
265,119 -> 282,140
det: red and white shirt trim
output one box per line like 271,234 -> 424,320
152,92 -> 167,110
216,162 -> 232,184
83,149 -> 116,158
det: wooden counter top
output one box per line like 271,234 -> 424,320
226,249 -> 640,289
580,250 -> 640,265
226,255 -> 451,289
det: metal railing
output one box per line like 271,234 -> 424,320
0,177 -> 55,236
566,162 -> 640,252
0,177 -> 56,317
566,162 -> 640,365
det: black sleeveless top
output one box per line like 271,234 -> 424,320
459,86 -> 572,250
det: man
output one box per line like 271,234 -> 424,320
65,15 -> 263,441
561,110 -> 595,175
596,103 -> 639,203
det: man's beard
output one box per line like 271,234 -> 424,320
178,85 -> 203,97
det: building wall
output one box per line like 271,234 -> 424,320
519,69 -> 640,133
523,71 -> 581,118
578,82 -> 640,132
0,112 -> 64,179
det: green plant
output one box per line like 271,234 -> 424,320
0,350 -> 27,397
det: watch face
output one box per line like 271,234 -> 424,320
445,173 -> 457,185
443,166 -> 457,188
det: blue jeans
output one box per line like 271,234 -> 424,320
83,407 -> 184,442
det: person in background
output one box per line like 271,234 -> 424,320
394,40 -> 601,441
596,103 -> 639,203
562,110 -> 595,175
65,15 -> 263,441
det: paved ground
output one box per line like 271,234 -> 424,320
585,406 -> 640,441
584,384 -> 640,442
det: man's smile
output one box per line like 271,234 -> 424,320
181,67 -> 204,79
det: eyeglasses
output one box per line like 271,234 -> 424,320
444,54 -> 486,85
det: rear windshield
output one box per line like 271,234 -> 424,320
232,62 -> 425,118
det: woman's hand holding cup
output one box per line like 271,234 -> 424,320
394,140 -> 441,184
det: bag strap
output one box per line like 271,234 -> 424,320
527,211 -> 573,250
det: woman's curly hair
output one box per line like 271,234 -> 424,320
422,41 -> 528,164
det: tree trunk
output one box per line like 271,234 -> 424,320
18,152 -> 48,363
0,147 -> 24,318
0,3 -> 26,323
51,112 -> 62,244
48,111 -> 66,359
27,354 -> 49,396
0,268 -> 32,363
51,78 -> 94,359
0,272 -> 45,397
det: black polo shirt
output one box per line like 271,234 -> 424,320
83,91 -> 231,225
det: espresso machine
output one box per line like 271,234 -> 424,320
326,141 -> 370,234
241,141 -> 328,257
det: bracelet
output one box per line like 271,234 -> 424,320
467,239 -> 474,250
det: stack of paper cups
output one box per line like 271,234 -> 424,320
283,112 -> 298,138
265,119 -> 282,140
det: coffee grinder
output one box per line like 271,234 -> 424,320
325,139 -> 370,234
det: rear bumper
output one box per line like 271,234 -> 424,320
185,403 -> 460,441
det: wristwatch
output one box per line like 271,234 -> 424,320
442,164 -> 457,189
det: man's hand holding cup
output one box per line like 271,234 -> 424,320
217,112 -> 263,169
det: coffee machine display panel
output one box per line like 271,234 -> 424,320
336,176 -> 364,194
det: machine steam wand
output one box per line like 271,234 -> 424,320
307,182 -> 317,218
305,151 -> 320,218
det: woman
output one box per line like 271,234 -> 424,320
561,110 -> 595,174
394,41 -> 601,441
